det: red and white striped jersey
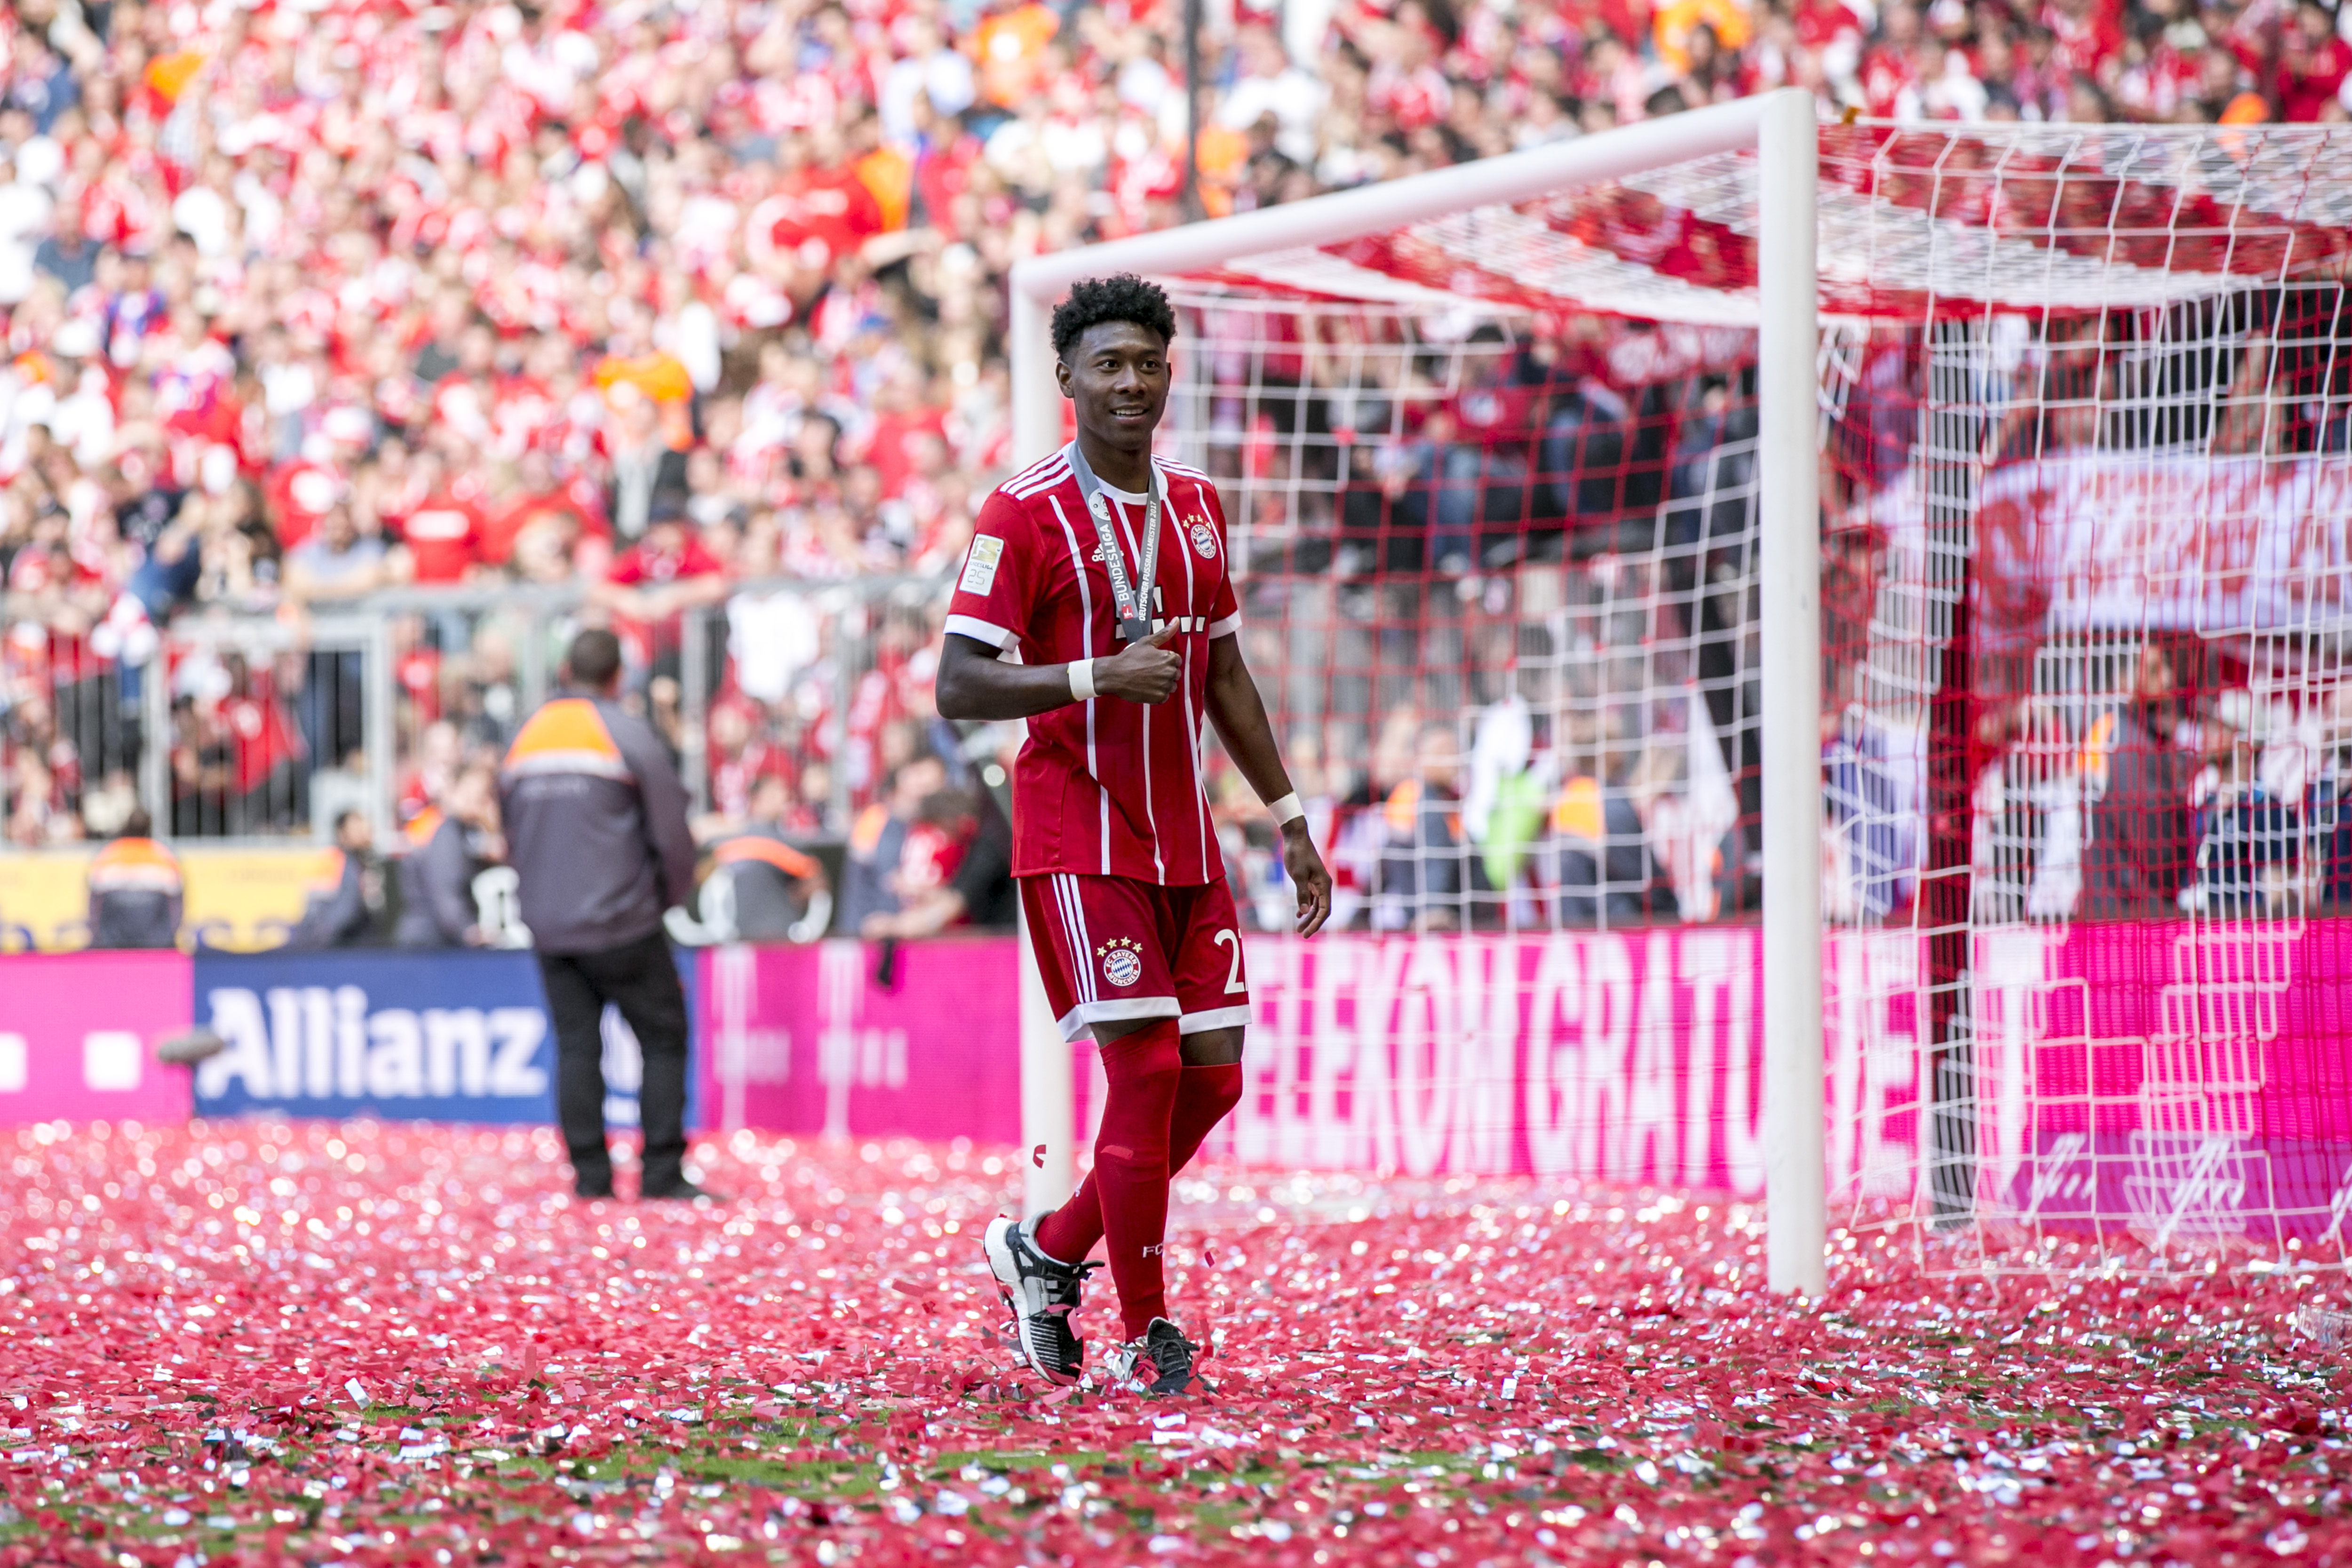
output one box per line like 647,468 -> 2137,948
945,445 -> 1242,886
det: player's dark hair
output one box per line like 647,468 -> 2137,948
1051,275 -> 1177,362
566,628 -> 624,691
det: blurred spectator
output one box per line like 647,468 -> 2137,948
2079,644 -> 2197,919
858,779 -> 1016,938
5,691 -> 78,844
399,721 -> 464,831
604,385 -> 689,543
593,505 -> 731,677
1551,768 -> 1662,927
1822,704 -> 1914,923
397,454 -> 491,588
841,752 -> 940,934
2186,689 -> 2318,917
285,504 -> 408,604
703,698 -> 795,835
281,809 -> 388,950
1375,722 -> 1478,931
2278,1 -> 2352,123
1216,26 -> 1330,167
696,811 -> 829,943
85,807 -> 182,949
393,761 -> 503,948
171,653 -> 306,836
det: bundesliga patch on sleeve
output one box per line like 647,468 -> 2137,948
958,534 -> 1005,596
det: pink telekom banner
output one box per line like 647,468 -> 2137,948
0,952 -> 196,1125
1204,928 -> 1903,1200
1974,920 -> 2352,1246
1216,924 -> 2352,1243
695,924 -> 2352,1243
697,938 -> 1024,1144
690,929 -> 1928,1203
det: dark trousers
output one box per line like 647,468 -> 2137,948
537,930 -> 690,1192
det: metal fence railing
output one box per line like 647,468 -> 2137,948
2,577 -> 967,853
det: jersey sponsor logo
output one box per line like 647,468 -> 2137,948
289,468 -> 341,513
959,534 -> 1004,596
1190,519 -> 1218,558
406,507 -> 472,541
1097,936 -> 1145,988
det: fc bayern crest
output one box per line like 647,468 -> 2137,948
1097,936 -> 1145,988
1190,520 -> 1218,558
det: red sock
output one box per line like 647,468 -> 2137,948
1033,1020 -> 1185,1340
1034,1059 -> 1244,1309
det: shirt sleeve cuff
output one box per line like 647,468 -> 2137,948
1207,611 -> 1243,639
944,613 -> 1019,651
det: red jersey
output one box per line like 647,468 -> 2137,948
225,690 -> 304,793
400,493 -> 485,584
945,446 -> 1243,887
266,459 -> 343,551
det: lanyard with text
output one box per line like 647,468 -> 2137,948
1067,440 -> 1161,643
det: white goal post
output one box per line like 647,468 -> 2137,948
1004,90 -> 1828,1297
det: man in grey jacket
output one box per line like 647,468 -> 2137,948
394,764 -> 499,948
280,811 -> 388,949
501,629 -> 709,1201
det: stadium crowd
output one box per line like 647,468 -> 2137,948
2,0 -> 2349,940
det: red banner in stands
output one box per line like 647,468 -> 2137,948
1897,453 -> 2352,637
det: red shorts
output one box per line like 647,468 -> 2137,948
1019,873 -> 1253,1042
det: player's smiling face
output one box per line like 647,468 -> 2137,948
1059,320 -> 1170,453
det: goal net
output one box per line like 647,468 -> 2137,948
1013,100 -> 2352,1277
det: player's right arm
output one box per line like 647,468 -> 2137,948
936,627 -> 1182,719
934,488 -> 1181,720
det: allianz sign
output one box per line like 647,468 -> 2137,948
198,987 -> 550,1103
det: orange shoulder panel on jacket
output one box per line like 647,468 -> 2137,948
715,836 -> 819,880
1552,775 -> 1605,842
303,846 -> 350,893
88,836 -> 184,890
503,699 -> 629,779
849,801 -> 891,858
1383,778 -> 1422,836
403,805 -> 445,848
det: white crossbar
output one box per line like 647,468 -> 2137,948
1009,96 -> 1772,302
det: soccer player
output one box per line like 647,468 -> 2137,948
936,275 -> 1332,1396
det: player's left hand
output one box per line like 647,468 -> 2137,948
1280,818 -> 1333,937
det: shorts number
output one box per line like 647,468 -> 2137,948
1214,929 -> 1245,994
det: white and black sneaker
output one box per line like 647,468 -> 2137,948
1107,1318 -> 1208,1397
982,1213 -> 1098,1385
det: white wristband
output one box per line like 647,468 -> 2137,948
1266,791 -> 1306,827
1068,660 -> 1097,702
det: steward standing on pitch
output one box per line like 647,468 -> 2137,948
501,628 -> 711,1202
937,274 -> 1332,1397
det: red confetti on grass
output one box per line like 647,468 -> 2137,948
2,1119 -> 2348,1566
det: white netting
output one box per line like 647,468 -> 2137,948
1154,119 -> 2352,1273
